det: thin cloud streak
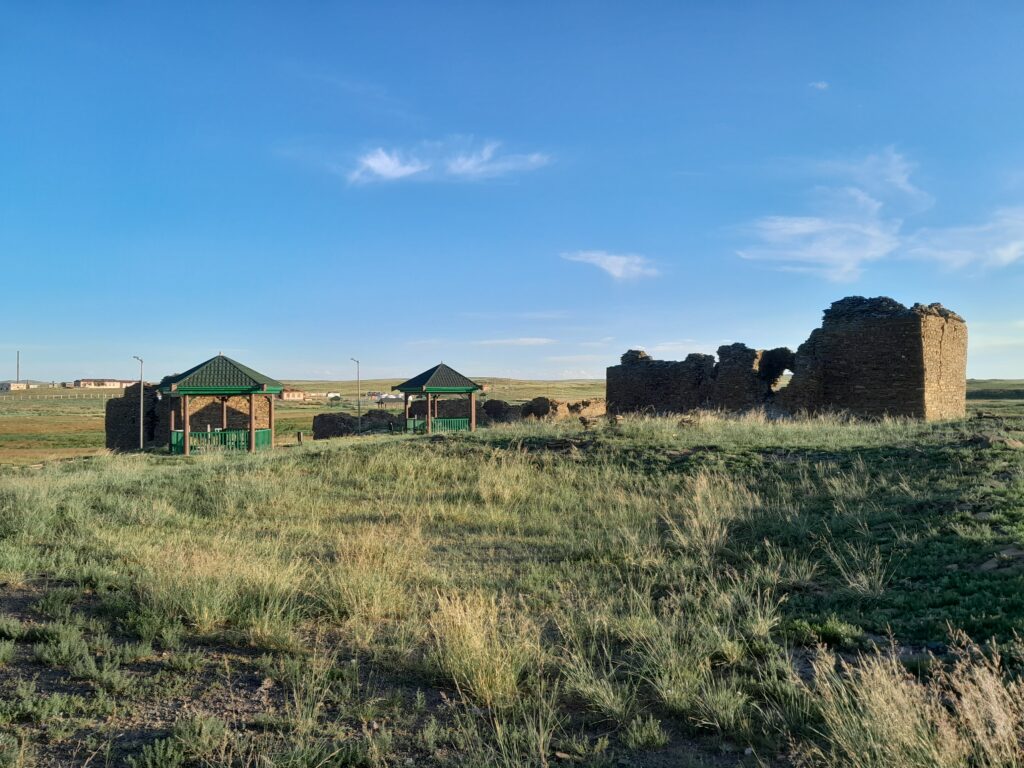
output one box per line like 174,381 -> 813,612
347,138 -> 550,184
562,250 -> 659,280
447,141 -> 549,178
348,148 -> 427,183
471,337 -> 557,347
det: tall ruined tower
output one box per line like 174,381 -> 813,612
777,297 -> 967,420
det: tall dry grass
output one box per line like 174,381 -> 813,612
800,635 -> 1024,767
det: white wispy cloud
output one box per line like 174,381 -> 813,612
817,146 -> 932,209
809,81 -> 829,91
447,141 -> 550,178
561,251 -> 659,280
739,188 -> 902,281
906,208 -> 1024,269
737,148 -> 1024,280
471,337 -> 557,347
346,138 -> 549,184
348,148 -> 428,183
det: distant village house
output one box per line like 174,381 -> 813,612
74,378 -> 138,388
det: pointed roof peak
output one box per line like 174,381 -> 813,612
159,354 -> 283,393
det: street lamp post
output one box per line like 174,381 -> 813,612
350,357 -> 361,434
132,356 -> 144,450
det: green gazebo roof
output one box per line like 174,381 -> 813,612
393,363 -> 481,393
159,355 -> 284,395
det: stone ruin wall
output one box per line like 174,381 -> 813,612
106,384 -> 274,451
607,297 -> 967,421
311,397 -> 607,439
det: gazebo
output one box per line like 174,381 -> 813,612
393,363 -> 482,434
158,355 -> 284,455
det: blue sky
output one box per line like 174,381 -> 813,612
3,2 -> 1024,382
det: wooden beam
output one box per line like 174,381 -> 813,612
248,393 -> 256,452
182,395 -> 190,456
221,398 -> 228,430
470,391 -> 476,432
425,394 -> 432,434
404,393 -> 409,420
268,395 -> 275,449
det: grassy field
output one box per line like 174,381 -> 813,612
1,407 -> 1024,765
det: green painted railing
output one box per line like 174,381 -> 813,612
170,429 -> 272,454
432,418 -> 470,433
404,418 -> 471,434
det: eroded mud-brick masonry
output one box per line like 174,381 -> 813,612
607,296 -> 967,420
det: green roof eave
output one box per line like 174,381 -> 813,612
394,385 -> 480,393
160,385 -> 284,396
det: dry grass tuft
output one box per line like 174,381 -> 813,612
429,591 -> 542,710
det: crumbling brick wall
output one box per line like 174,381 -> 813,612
606,350 -> 717,413
607,296 -> 967,421
607,344 -> 792,414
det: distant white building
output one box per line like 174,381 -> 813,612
0,382 -> 28,392
74,379 -> 137,388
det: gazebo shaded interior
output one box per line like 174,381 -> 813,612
158,355 -> 283,454
393,363 -> 482,433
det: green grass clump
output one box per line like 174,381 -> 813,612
32,623 -> 89,668
0,640 -> 14,666
622,714 -> 669,750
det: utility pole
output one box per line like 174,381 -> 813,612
132,356 -> 144,450
350,358 -> 361,433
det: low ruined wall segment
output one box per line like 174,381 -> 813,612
607,296 -> 967,421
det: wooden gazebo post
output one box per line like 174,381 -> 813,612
221,398 -> 229,430
470,391 -> 476,432
425,393 -> 432,434
268,394 -> 275,449
248,394 -> 256,453
182,395 -> 191,456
